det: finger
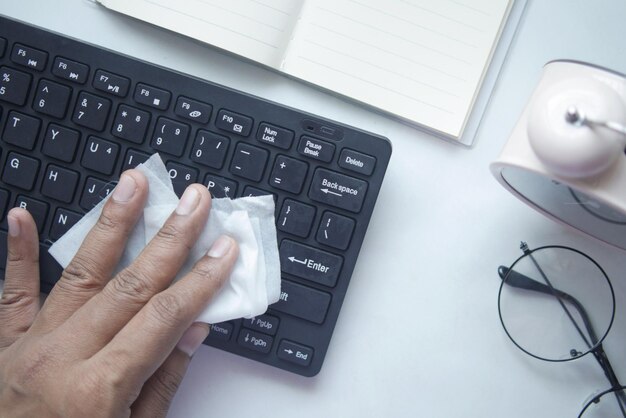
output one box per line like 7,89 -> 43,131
34,170 -> 148,332
0,208 -> 40,346
61,184 -> 212,354
131,323 -> 209,418
89,236 -> 237,392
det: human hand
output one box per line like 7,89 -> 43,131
0,170 -> 238,418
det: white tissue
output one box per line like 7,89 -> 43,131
48,154 -> 281,324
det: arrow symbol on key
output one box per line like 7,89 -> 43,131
284,349 -> 294,354
288,256 -> 307,265
321,188 -> 342,197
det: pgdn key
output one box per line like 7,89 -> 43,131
280,240 -> 343,287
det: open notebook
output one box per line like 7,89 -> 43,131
96,0 -> 525,145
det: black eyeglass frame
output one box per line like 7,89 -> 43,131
497,243 -> 616,362
497,243 -> 624,417
579,385 -> 626,417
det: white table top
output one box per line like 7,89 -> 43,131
3,1 -> 626,417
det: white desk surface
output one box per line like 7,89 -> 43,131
3,1 -> 626,417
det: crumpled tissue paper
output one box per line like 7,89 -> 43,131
49,153 -> 281,324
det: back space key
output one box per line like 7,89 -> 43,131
308,168 -> 368,213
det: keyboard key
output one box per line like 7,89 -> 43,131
80,177 -> 114,211
41,123 -> 80,162
2,111 -> 41,150
277,199 -> 315,238
256,122 -> 294,149
297,136 -> 335,163
33,79 -> 72,118
49,208 -> 82,240
190,130 -> 229,169
112,104 -> 150,144
93,70 -> 129,97
277,340 -> 313,367
72,91 -> 111,131
11,43 -> 47,71
207,322 -> 234,341
242,186 -> 275,199
338,148 -> 376,176
0,38 -> 5,57
150,117 -> 189,157
279,240 -> 343,287
2,152 -> 40,190
41,165 -> 79,203
122,149 -> 150,172
175,96 -> 212,123
0,188 -> 9,219
14,195 -> 48,233
309,168 -> 368,213
230,143 -> 268,181
134,83 -> 170,110
237,329 -> 273,354
0,66 -> 31,106
82,136 -> 119,175
316,212 -> 355,250
269,155 -> 308,194
242,314 -> 279,336
52,56 -> 89,84
204,174 -> 237,198
271,280 -> 331,324
0,66 -> 32,106
216,109 -> 253,136
166,162 -> 198,197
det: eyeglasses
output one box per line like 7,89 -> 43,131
497,242 -> 625,417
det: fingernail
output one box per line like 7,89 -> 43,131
7,212 -> 20,237
176,186 -> 200,216
112,174 -> 137,203
208,235 -> 233,258
177,323 -> 210,357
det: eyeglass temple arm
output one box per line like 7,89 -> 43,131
595,347 -> 626,406
497,266 -> 598,344
498,266 -> 624,392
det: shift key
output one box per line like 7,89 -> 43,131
271,280 -> 331,324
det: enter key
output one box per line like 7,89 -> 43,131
280,240 -> 343,287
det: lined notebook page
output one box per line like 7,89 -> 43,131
97,0 -> 303,67
283,0 -> 512,138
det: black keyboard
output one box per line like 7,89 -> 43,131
0,16 -> 391,377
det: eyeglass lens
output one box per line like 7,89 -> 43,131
498,246 -> 615,361
579,386 -> 626,417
